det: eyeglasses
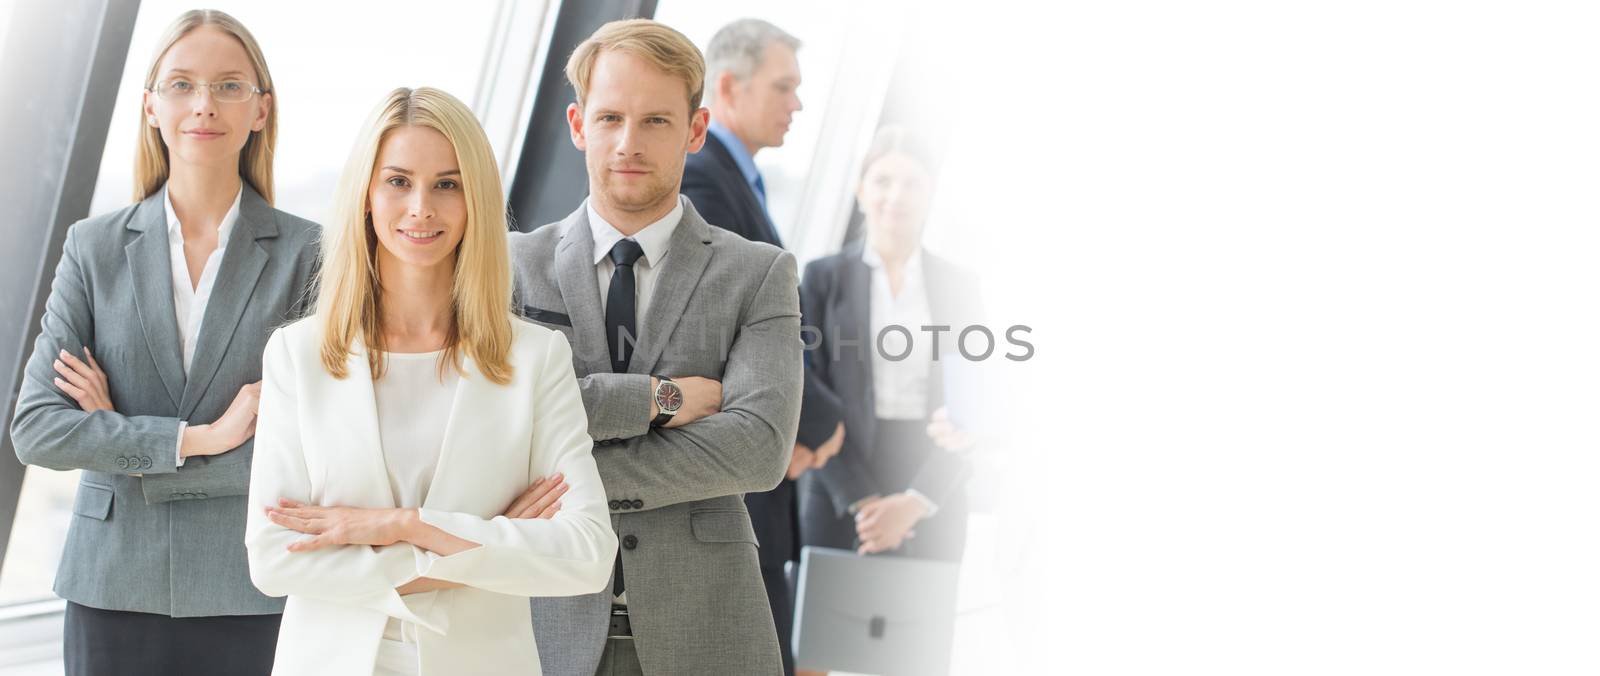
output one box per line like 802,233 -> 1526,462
149,79 -> 266,104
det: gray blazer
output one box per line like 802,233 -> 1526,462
9,185 -> 319,617
510,200 -> 801,676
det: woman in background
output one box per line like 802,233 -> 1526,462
10,11 -> 312,674
797,126 -> 980,566
244,87 -> 615,676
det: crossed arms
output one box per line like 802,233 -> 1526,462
573,251 -> 803,511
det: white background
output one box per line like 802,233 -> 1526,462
974,0 -> 1600,673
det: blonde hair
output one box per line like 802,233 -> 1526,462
566,18 -> 705,113
316,87 -> 514,385
134,9 -> 277,204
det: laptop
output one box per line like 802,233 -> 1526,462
792,546 -> 961,676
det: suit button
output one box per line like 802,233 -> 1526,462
116,457 -> 128,469
608,500 -> 621,510
140,457 -> 153,470
630,500 -> 643,509
622,534 -> 638,550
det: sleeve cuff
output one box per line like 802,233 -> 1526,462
367,544 -> 449,635
847,495 -> 879,515
174,421 -> 187,468
905,489 -> 939,518
412,508 -> 489,582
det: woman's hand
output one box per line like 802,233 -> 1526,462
386,480 -> 565,597
501,474 -> 567,519
265,499 -> 408,552
269,476 -> 567,557
855,492 -> 929,555
181,382 -> 262,459
53,347 -> 113,412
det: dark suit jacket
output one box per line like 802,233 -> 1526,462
683,132 -> 783,248
682,131 -> 841,573
798,243 -> 980,517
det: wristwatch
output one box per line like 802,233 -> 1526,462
651,376 -> 683,427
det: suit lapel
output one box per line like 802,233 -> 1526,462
124,195 -> 185,411
178,186 -> 276,418
923,252 -> 958,328
553,207 -> 612,374
327,345 -> 396,508
630,203 -> 713,375
837,245 -> 875,404
923,252 -> 971,414
707,134 -> 781,246
421,355 -> 475,510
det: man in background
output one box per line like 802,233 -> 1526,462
682,18 -> 844,676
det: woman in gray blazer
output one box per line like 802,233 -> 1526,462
9,10 -> 314,675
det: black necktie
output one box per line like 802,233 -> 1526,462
605,239 -> 645,375
604,239 -> 644,597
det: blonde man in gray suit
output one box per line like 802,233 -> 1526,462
510,18 -> 802,676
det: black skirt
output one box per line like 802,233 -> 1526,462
64,602 -> 281,676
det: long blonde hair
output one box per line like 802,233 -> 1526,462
316,87 -> 513,385
134,9 -> 277,204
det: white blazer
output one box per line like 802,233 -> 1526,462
245,316 -> 617,676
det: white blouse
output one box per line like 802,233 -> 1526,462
164,186 -> 242,467
375,352 -> 459,507
373,351 -> 459,674
864,246 -> 933,420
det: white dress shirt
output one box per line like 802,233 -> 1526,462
863,245 -> 940,516
373,351 -> 460,675
588,195 -> 684,606
165,186 -> 243,467
588,195 -> 685,318
864,245 -> 933,420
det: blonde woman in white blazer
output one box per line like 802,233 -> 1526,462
244,87 -> 616,676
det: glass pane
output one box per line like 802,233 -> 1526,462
0,468 -> 78,605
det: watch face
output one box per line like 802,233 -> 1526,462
657,382 -> 683,413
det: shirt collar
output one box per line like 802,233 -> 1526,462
587,195 -> 686,267
164,184 -> 243,248
707,119 -> 763,190
862,244 -> 925,274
